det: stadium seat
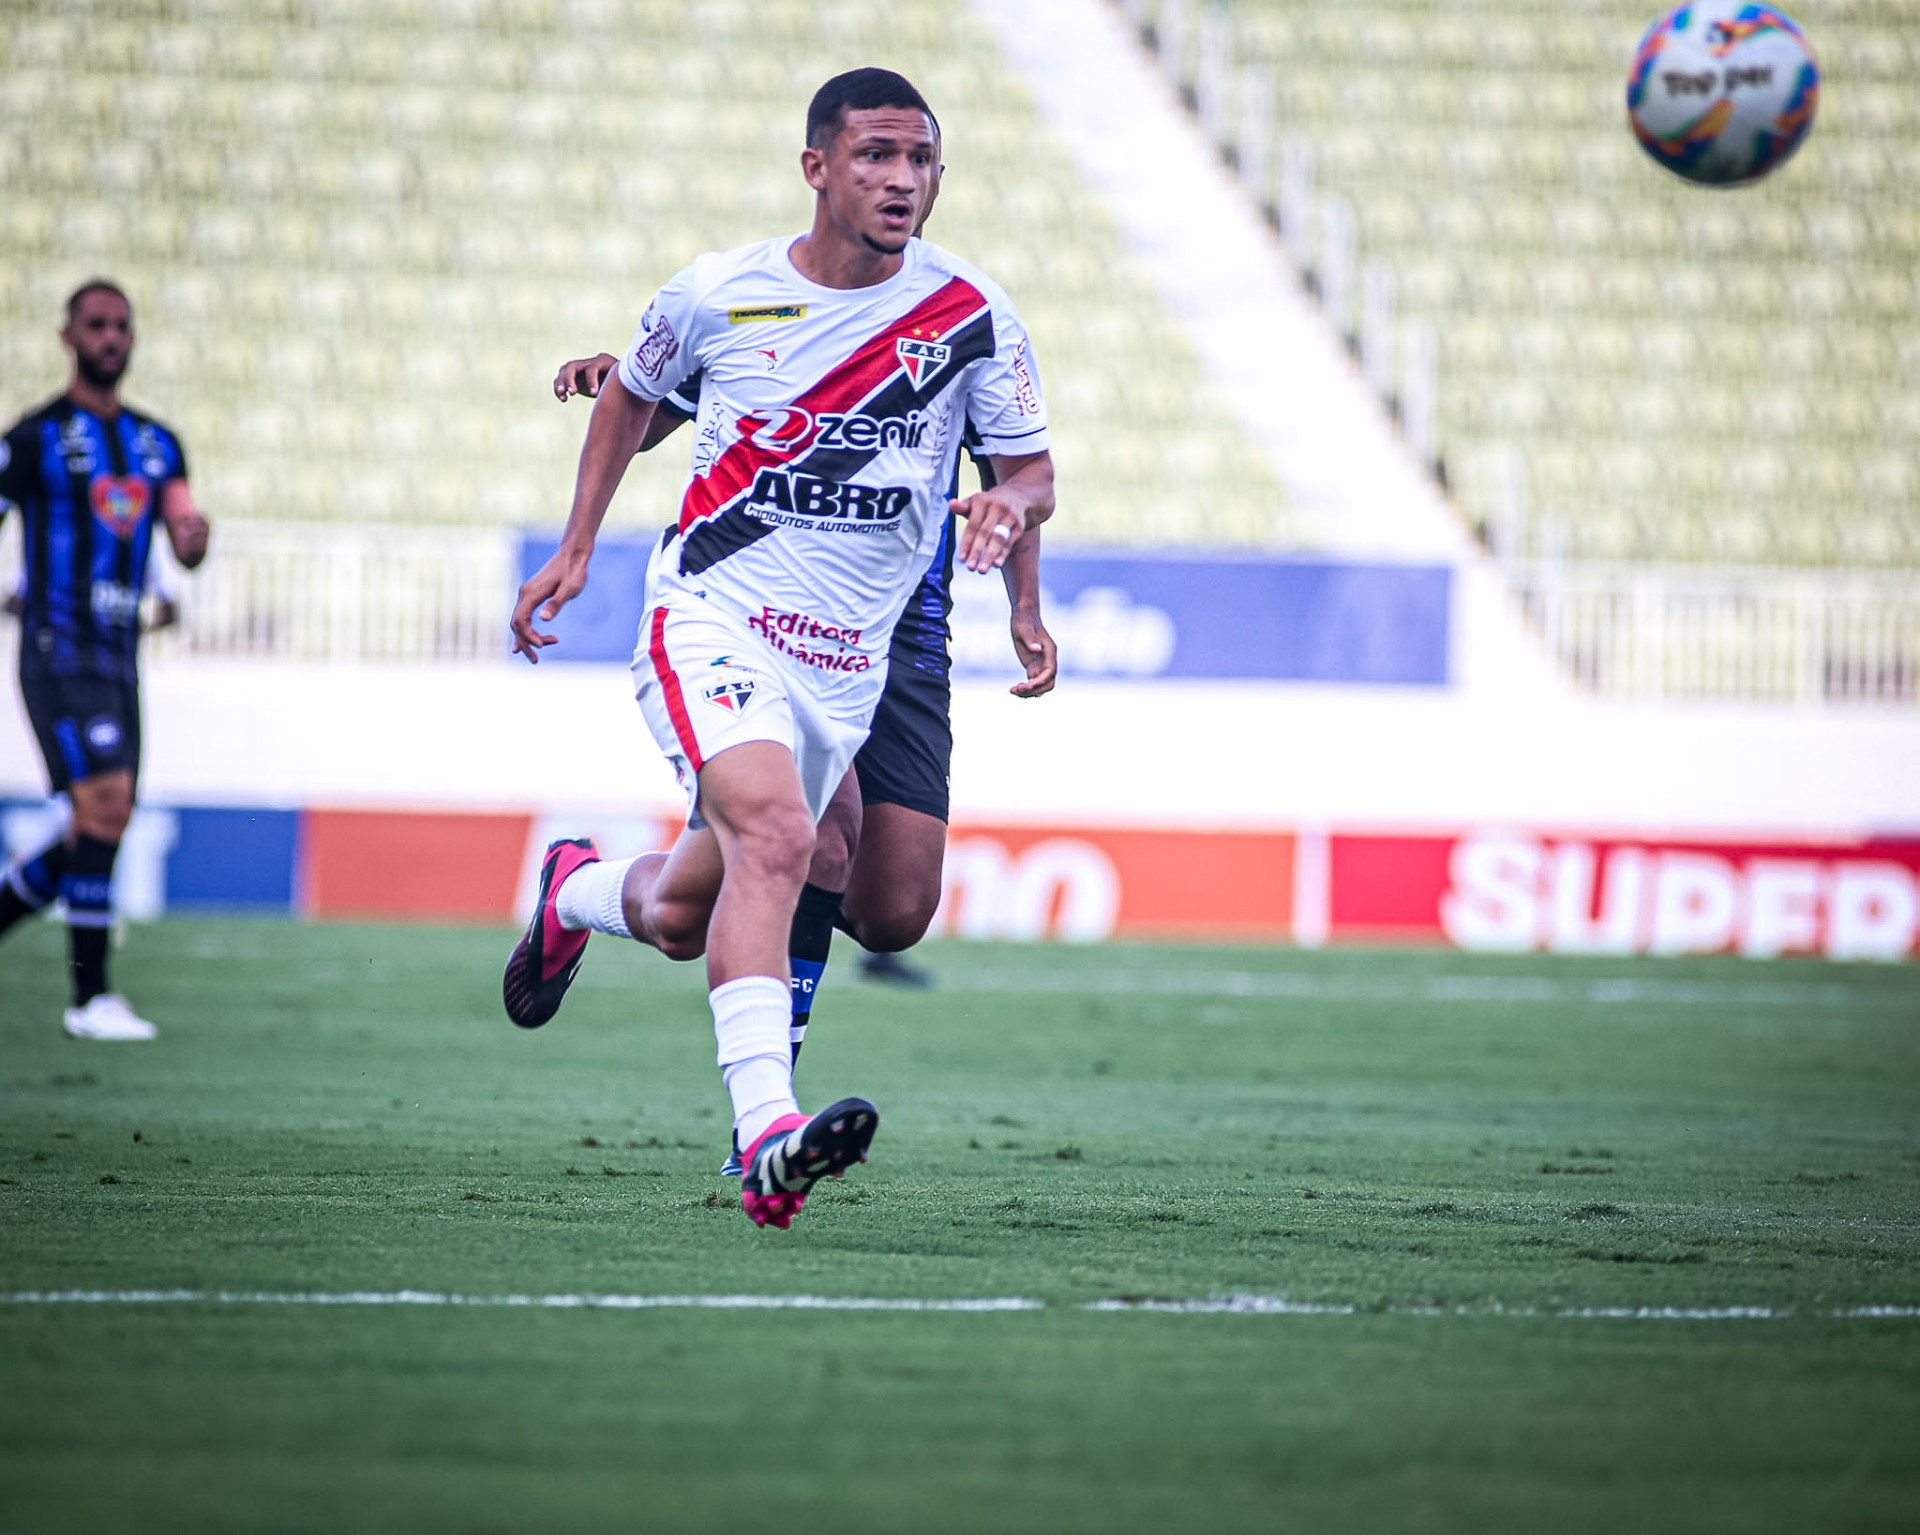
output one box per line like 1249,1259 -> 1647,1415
1157,0 -> 1920,565
0,0 -> 1290,544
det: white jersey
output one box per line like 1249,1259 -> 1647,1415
617,234 -> 1049,698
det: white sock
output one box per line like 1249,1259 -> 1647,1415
712,975 -> 799,1150
554,856 -> 635,937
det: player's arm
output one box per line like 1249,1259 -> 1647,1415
1001,525 -> 1056,699
0,420 -> 33,523
554,352 -> 688,453
511,369 -> 659,662
159,479 -> 209,569
952,450 -> 1053,574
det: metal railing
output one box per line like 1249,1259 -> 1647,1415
5,522 -> 1916,701
0,522 -> 517,665
1508,561 -> 1920,704
150,523 -> 516,664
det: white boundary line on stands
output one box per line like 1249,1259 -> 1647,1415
3,1290 -> 1914,1320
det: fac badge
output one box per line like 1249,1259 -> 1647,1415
701,658 -> 756,715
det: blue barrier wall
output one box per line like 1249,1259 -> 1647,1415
990,553 -> 1453,685
517,535 -> 1453,685
164,808 -> 301,911
515,534 -> 657,665
0,802 -> 301,916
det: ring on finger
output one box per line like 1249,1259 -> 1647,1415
988,524 -> 1012,540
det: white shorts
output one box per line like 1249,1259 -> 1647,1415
630,601 -> 879,825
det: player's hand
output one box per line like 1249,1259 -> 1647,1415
160,481 -> 210,567
510,544 -> 592,663
951,488 -> 1026,574
167,509 -> 210,565
554,353 -> 619,402
1008,607 -> 1057,698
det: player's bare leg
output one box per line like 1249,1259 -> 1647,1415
687,744 -> 876,1228
0,770 -> 158,1040
506,743 -> 877,1226
719,770 -> 862,1175
838,800 -> 942,986
506,747 -> 788,1022
843,802 -> 946,955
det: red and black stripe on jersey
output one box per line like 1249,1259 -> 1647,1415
677,277 -> 996,578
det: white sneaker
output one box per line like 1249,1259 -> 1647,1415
63,993 -> 158,1041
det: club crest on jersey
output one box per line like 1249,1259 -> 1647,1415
701,659 -> 757,715
896,336 -> 951,389
90,475 -> 149,537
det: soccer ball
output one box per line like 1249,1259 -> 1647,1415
1626,3 -> 1820,186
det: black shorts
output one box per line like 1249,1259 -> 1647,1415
18,667 -> 142,794
854,657 -> 952,822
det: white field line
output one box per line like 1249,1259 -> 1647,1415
1087,1297 -> 1918,1320
942,969 -> 1906,1011
0,1290 -> 1041,1312
3,1290 -> 1914,1320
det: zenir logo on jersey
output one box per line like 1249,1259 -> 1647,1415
895,336 -> 951,389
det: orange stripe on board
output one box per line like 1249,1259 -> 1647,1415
944,824 -> 1295,940
304,810 -> 534,922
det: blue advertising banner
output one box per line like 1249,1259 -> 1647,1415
515,534 -> 657,664
518,535 -> 1453,685
952,553 -> 1452,685
0,802 -> 301,916
165,808 -> 301,911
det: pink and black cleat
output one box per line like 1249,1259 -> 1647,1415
502,837 -> 600,1029
738,1097 -> 880,1230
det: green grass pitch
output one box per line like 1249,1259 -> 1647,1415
2,918 -> 1917,1533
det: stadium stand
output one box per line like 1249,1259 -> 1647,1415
1136,0 -> 1920,570
0,0 -> 1294,551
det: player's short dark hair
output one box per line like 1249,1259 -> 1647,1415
806,69 -> 936,150
66,278 -> 131,322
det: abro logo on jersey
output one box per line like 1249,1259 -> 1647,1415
745,408 -> 932,454
745,468 -> 912,528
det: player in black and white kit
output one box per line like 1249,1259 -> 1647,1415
504,70 -> 1056,1229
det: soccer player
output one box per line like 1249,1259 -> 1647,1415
549,122 -> 1056,1031
554,351 -> 1055,1172
0,280 -> 210,1039
505,69 -> 1054,1228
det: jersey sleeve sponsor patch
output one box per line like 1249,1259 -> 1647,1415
618,260 -> 710,402
631,307 -> 679,379
962,315 -> 1051,455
